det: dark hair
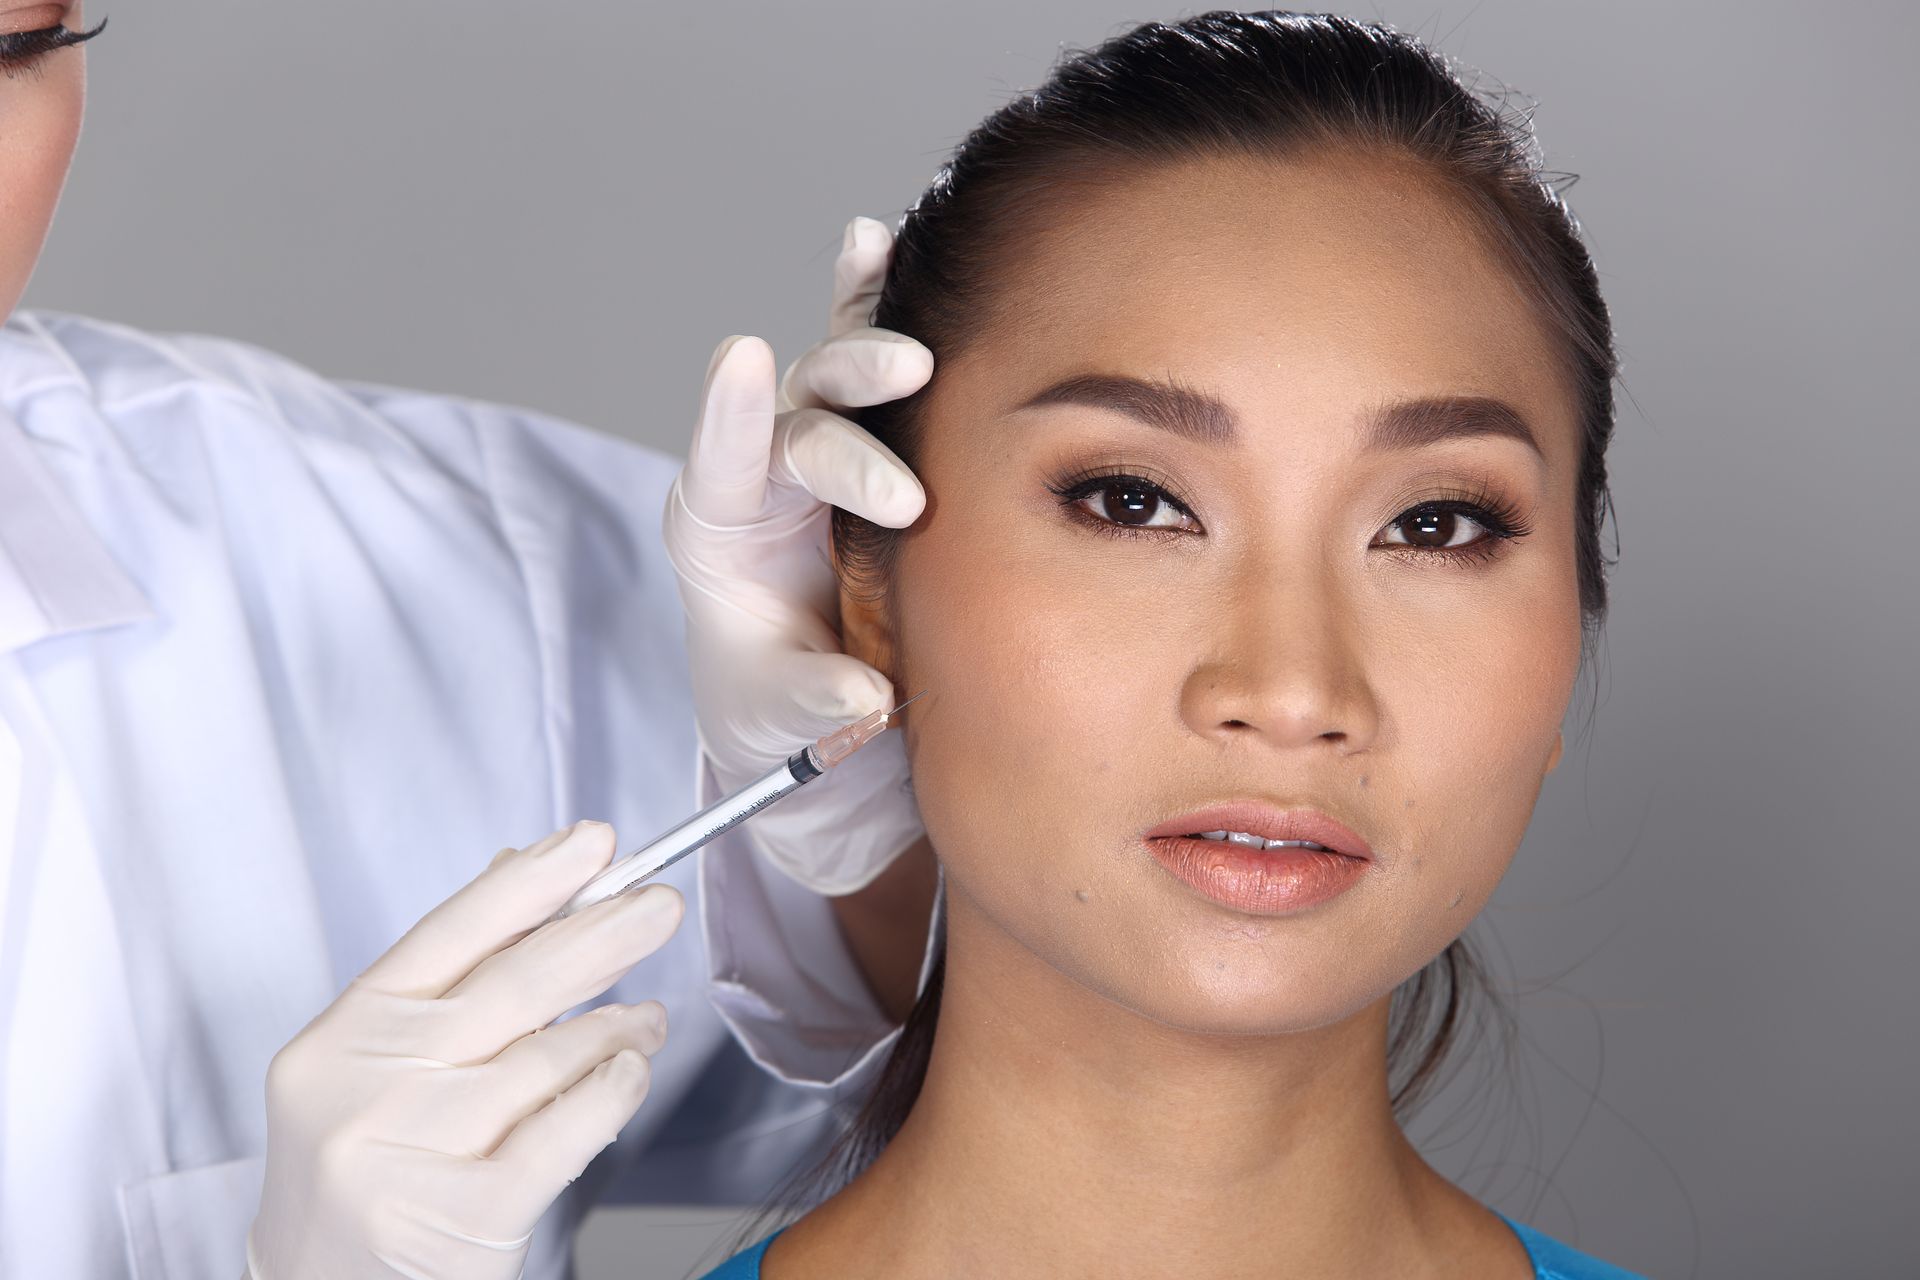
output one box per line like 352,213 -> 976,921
736,8 -> 1618,1249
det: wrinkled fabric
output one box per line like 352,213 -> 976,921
0,311 -> 840,1279
698,765 -> 942,1089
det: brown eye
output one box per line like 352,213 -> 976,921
1048,467 -> 1205,538
1100,481 -> 1160,525
1399,508 -> 1470,548
1075,478 -> 1199,532
1376,499 -> 1521,560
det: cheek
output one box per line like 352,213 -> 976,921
0,63 -> 85,319
890,519 -> 1166,894
1368,553 -> 1584,916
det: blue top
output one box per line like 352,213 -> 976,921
696,1211 -> 1647,1279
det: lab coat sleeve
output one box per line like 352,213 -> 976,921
337,372 -> 934,1085
698,751 -> 945,1089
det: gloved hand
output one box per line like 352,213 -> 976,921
246,821 -> 681,1280
666,215 -> 931,895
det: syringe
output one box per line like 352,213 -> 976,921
551,690 -> 926,920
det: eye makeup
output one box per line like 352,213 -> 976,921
1374,476 -> 1533,568
1047,463 -> 1205,538
1043,458 -> 1535,566
0,16 -> 103,77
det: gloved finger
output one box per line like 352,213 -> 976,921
695,644 -> 899,762
779,327 -> 934,416
768,408 -> 925,529
356,821 -> 619,1000
780,648 -> 898,725
436,885 -> 684,1062
680,335 -> 778,528
828,215 -> 893,339
485,1048 -> 654,1231
468,1001 -> 668,1155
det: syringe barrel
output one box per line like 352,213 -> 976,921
812,708 -> 889,769
552,751 -> 811,918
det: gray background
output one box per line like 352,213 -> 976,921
27,2 -> 1917,1277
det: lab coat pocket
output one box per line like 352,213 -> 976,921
119,1154 -> 266,1280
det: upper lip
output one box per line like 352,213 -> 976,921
1143,802 -> 1375,860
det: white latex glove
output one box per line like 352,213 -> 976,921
246,821 -> 681,1280
666,215 -> 932,895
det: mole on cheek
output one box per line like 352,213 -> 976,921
1074,889 -> 1091,903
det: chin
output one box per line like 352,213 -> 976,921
1067,939 -> 1406,1039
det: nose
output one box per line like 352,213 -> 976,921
1177,565 -> 1379,753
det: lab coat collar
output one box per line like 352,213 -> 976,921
0,408 -> 154,654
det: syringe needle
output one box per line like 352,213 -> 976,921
886,689 -> 929,720
552,689 -> 933,920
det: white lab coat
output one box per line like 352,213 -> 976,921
697,755 -> 941,1088
0,311 -> 858,1279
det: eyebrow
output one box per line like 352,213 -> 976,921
1010,373 -> 1545,460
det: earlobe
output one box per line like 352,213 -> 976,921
1545,730 -> 1564,774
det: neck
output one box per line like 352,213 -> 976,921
794,885 -> 1478,1279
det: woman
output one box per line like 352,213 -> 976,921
698,11 -> 1641,1278
0,6 -> 937,1276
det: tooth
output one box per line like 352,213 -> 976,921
1184,829 -> 1334,851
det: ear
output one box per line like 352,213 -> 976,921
830,525 -> 899,682
838,580 -> 895,678
1545,729 -> 1564,774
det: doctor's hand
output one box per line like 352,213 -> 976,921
245,821 -> 680,1280
667,215 -> 931,895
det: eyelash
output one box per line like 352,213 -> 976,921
1044,465 -> 1534,567
0,19 -> 106,77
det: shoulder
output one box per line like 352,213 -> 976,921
1499,1213 -> 1649,1280
0,309 -> 687,643
2,309 -> 381,437
338,375 -> 681,502
0,308 -> 678,502
1,309 -> 228,407
695,1230 -> 781,1280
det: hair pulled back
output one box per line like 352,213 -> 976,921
767,8 -> 1618,1231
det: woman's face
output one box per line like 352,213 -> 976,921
860,150 -> 1585,1036
0,2 -> 87,322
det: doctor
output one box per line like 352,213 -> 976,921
0,9 -> 936,1278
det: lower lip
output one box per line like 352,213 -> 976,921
1146,836 -> 1370,914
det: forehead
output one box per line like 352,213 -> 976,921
956,149 -> 1575,458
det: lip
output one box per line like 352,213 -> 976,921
1143,803 -> 1376,859
1142,802 -> 1374,916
